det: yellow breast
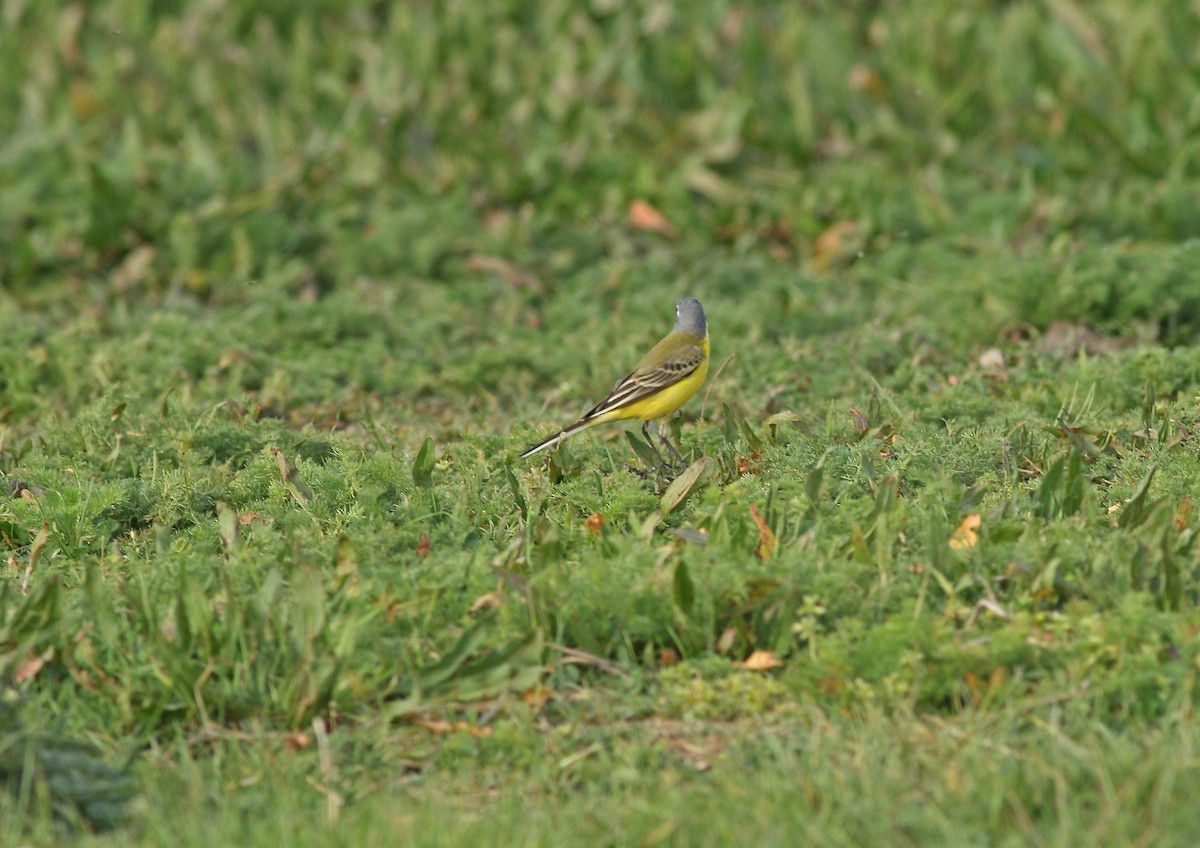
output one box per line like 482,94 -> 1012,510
619,336 -> 710,422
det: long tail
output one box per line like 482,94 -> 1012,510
520,419 -> 597,458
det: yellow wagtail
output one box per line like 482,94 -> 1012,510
521,297 -> 709,466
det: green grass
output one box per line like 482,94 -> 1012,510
2,0 -> 1200,844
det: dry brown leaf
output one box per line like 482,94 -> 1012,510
270,447 -> 293,482
949,513 -> 981,549
585,513 -> 605,535
519,686 -> 552,710
749,504 -> 777,562
979,347 -> 1008,383
628,200 -> 677,237
14,650 -> 50,684
1175,498 -> 1192,531
847,64 -> 887,99
737,650 -> 784,671
468,590 -> 504,615
217,348 -> 251,371
27,522 -> 49,572
414,533 -> 431,558
737,453 -> 762,476
716,627 -> 738,655
284,733 -> 312,753
413,719 -> 493,738
811,221 -> 862,273
979,347 -> 1006,371
110,244 -> 157,291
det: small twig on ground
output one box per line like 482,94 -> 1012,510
548,643 -> 629,678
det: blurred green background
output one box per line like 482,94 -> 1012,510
2,1 -> 1200,845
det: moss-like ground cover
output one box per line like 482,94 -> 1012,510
2,2 -> 1199,844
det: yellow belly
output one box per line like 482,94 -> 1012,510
607,339 -> 710,423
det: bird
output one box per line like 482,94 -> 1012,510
521,297 -> 709,467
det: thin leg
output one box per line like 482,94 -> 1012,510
655,419 -> 687,468
641,421 -> 669,468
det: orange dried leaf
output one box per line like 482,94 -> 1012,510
1175,497 -> 1192,531
811,221 -> 861,272
284,733 -> 312,753
737,650 -> 784,671
239,511 -> 262,526
585,513 -> 605,535
749,504 -> 777,562
628,200 -> 677,236
520,686 -> 552,710
14,651 -> 49,684
414,533 -> 431,558
737,453 -> 762,476
949,513 -> 981,549
847,64 -> 887,99
468,591 -> 504,615
68,80 -> 96,118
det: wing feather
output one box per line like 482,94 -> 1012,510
582,344 -> 705,421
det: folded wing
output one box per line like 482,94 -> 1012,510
582,344 -> 705,421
